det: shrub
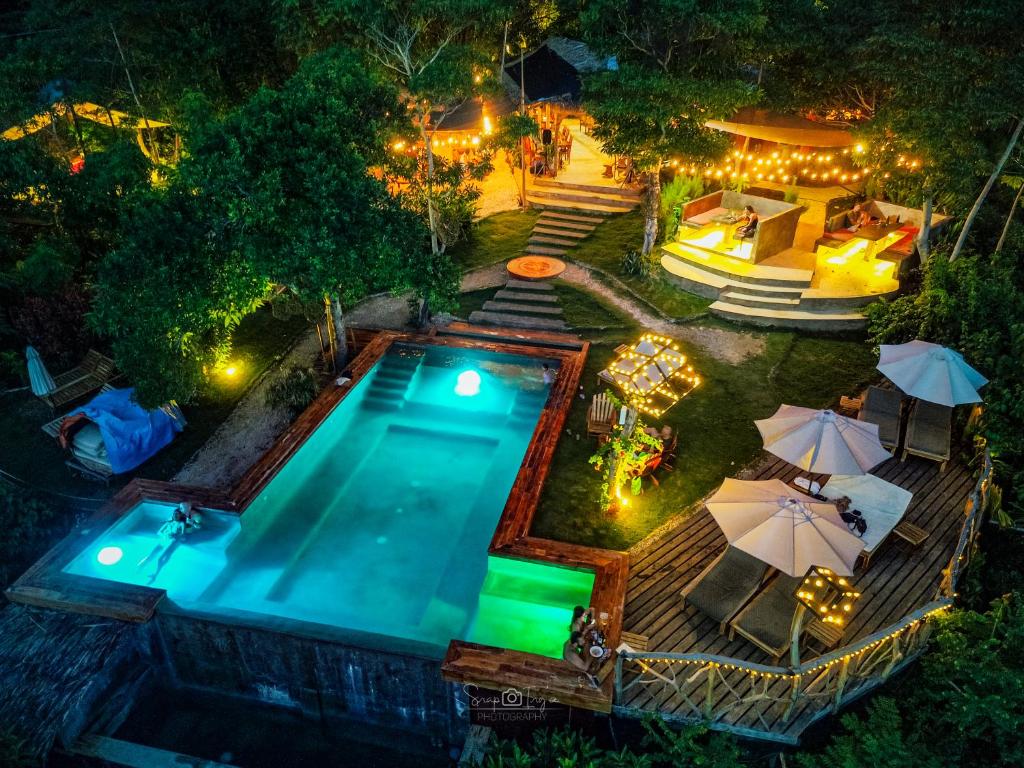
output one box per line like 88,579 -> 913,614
0,482 -> 62,588
621,249 -> 653,279
265,366 -> 319,416
0,728 -> 34,768
0,349 -> 26,388
9,283 -> 94,369
659,175 -> 704,242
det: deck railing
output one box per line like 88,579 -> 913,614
613,448 -> 993,742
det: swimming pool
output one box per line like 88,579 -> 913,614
64,343 -> 594,658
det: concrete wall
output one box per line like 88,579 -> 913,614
154,612 -> 468,742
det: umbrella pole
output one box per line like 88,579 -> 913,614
790,604 -> 807,667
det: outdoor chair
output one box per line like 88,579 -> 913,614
902,399 -> 953,471
728,574 -> 805,661
39,349 -> 117,412
587,393 -> 617,438
859,386 -> 904,451
680,547 -> 771,634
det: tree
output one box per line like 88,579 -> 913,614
285,0 -> 509,320
577,0 -> 762,255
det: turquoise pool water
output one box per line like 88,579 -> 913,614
64,343 -> 594,658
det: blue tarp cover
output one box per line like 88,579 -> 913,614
71,388 -> 183,474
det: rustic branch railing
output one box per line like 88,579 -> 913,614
613,449 -> 993,742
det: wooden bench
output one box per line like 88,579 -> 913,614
893,520 -> 929,547
40,349 -> 117,412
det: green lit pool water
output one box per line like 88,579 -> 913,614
64,343 -> 594,658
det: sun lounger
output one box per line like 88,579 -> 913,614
902,399 -> 952,471
680,547 -> 770,633
40,349 -> 117,412
728,574 -> 805,661
587,393 -> 616,437
859,386 -> 903,450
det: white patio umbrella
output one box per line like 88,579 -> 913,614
706,478 -> 863,576
755,404 -> 892,475
877,340 -> 988,407
25,345 -> 55,396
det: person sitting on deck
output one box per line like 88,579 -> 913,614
734,206 -> 759,239
563,631 -> 600,687
571,605 -> 595,633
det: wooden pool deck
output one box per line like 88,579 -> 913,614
614,451 -> 979,739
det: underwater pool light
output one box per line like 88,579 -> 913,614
455,369 -> 481,397
97,546 -> 123,566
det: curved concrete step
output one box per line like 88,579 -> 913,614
468,310 -> 567,330
710,300 -> 866,331
482,300 -> 564,316
719,291 -> 801,309
662,243 -> 813,288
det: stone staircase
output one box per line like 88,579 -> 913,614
661,243 -> 873,331
526,177 -> 642,218
469,279 -> 567,330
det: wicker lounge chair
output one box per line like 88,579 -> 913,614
587,393 -> 616,438
902,399 -> 952,470
680,547 -> 770,633
728,574 -> 805,661
39,349 -> 117,412
859,386 -> 903,451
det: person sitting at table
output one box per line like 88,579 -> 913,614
846,203 -> 873,232
734,205 -> 759,239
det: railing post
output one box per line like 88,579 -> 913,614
833,656 -> 851,708
882,633 -> 902,679
614,653 -> 624,700
703,663 -> 716,719
783,672 -> 803,722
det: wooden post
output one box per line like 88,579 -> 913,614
703,663 -> 716,719
614,654 -> 624,700
789,604 -> 807,667
783,673 -> 803,722
833,656 -> 851,708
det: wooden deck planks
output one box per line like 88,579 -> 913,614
618,451 -> 977,736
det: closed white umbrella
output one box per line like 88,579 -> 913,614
755,404 -> 892,475
707,478 -> 863,576
877,340 -> 987,407
25,346 -> 55,396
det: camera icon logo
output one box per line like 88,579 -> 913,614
501,687 -> 524,708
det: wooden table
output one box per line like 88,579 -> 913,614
820,474 -> 914,568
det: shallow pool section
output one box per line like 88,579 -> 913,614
64,343 -> 593,658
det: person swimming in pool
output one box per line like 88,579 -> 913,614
542,363 -> 555,385
140,502 -> 202,584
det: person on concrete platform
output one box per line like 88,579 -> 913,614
734,205 -> 759,239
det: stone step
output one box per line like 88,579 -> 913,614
535,211 -> 605,226
528,189 -> 638,209
505,279 -> 554,291
719,291 -> 801,309
468,310 -> 567,331
536,218 -> 599,234
493,289 -> 560,303
533,177 -> 644,198
482,300 -> 564,316
524,245 -> 570,256
529,234 -> 579,248
709,300 -> 866,331
526,196 -> 629,216
532,225 -> 591,239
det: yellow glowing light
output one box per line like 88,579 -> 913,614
224,365 -> 238,377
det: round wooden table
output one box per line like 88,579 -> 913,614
506,256 -> 566,281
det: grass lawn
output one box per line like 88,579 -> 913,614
570,211 -> 712,319
449,210 -> 539,271
0,304 -> 310,502
531,285 -> 879,551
